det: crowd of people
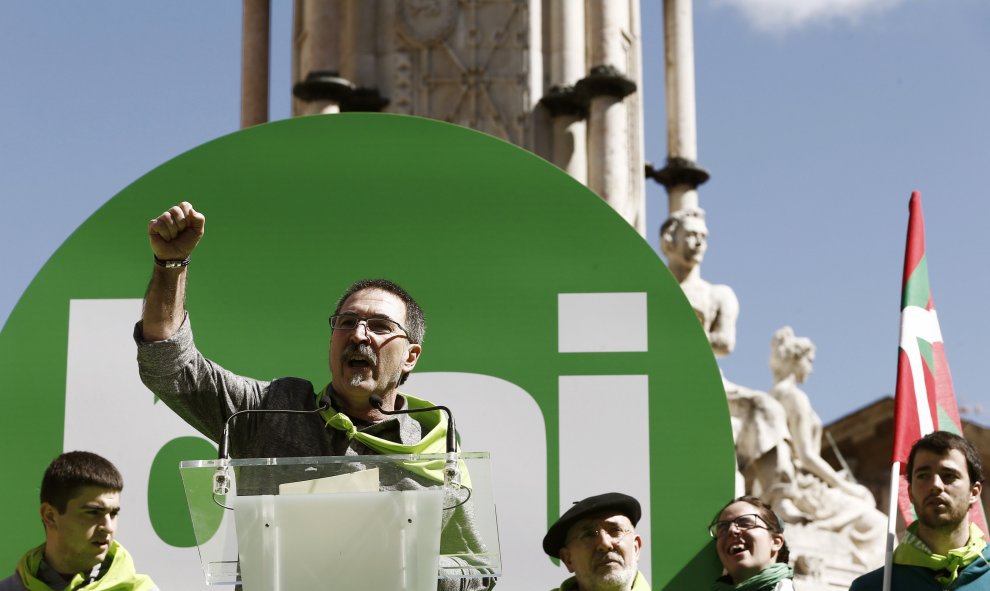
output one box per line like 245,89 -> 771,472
4,202 -> 989,591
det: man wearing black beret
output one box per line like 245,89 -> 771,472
542,492 -> 651,591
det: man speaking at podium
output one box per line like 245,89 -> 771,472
134,202 -> 493,590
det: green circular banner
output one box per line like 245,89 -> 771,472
0,113 -> 732,589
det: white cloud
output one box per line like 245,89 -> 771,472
712,0 -> 903,32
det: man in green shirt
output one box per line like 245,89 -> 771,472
542,492 -> 651,591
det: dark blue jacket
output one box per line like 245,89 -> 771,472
850,546 -> 990,590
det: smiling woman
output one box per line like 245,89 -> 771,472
710,497 -> 794,591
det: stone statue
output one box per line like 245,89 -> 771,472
660,207 -> 794,495
659,207 -> 738,357
768,327 -> 874,501
765,326 -> 885,568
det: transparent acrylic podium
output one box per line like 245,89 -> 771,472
179,453 -> 500,591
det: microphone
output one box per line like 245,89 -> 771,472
369,394 -> 460,486
212,400 -> 330,495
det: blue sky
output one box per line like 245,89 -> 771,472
2,1 -> 988,425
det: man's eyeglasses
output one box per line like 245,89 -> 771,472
708,514 -> 770,538
566,524 -> 634,547
329,314 -> 407,336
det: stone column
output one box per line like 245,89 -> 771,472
292,0 -> 349,115
544,0 -> 587,183
293,0 -> 386,114
581,0 -> 638,230
650,0 -> 709,213
337,0 -> 388,111
241,0 -> 270,128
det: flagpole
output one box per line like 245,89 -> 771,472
882,462 -> 900,591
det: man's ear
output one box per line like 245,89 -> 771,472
40,503 -> 58,530
403,343 -> 422,372
970,480 -> 983,506
559,548 -> 576,574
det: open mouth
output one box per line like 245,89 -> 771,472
343,343 -> 377,370
728,542 -> 748,556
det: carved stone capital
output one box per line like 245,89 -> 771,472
575,65 -> 637,101
292,71 -> 390,112
538,85 -> 589,119
646,157 -> 710,189
292,70 -> 355,103
341,88 -> 390,112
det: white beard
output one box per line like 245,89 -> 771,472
586,564 -> 636,591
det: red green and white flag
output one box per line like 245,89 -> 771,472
891,191 -> 986,533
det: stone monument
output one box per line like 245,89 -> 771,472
765,327 -> 886,577
288,0 -> 647,234
660,207 -> 795,497
660,211 -> 886,589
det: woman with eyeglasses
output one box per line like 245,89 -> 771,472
709,496 -> 794,591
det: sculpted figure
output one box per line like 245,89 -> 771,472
769,327 -> 873,501
660,208 -> 793,496
766,326 -> 885,568
659,208 -> 738,357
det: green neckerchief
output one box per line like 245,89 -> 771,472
711,563 -> 793,591
318,386 -> 471,487
894,521 -> 988,587
17,541 -> 157,591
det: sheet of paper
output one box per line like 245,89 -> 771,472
278,467 -> 380,495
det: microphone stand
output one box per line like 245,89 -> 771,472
212,401 -> 331,499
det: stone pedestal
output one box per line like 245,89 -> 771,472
786,524 -> 880,591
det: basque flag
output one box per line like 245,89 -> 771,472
892,191 -> 987,533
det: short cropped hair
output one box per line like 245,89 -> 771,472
907,430 -> 985,485
41,451 -> 123,513
333,279 -> 425,386
333,278 -> 425,345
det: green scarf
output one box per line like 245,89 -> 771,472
711,563 -> 793,591
16,541 -> 157,591
318,387 -> 470,487
893,522 -> 988,586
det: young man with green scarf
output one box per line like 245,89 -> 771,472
0,451 -> 157,591
542,492 -> 651,591
850,431 -> 990,590
135,202 -> 493,590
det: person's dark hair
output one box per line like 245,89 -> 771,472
713,496 -> 789,564
333,279 -> 425,386
40,451 -> 123,513
907,430 -> 985,485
